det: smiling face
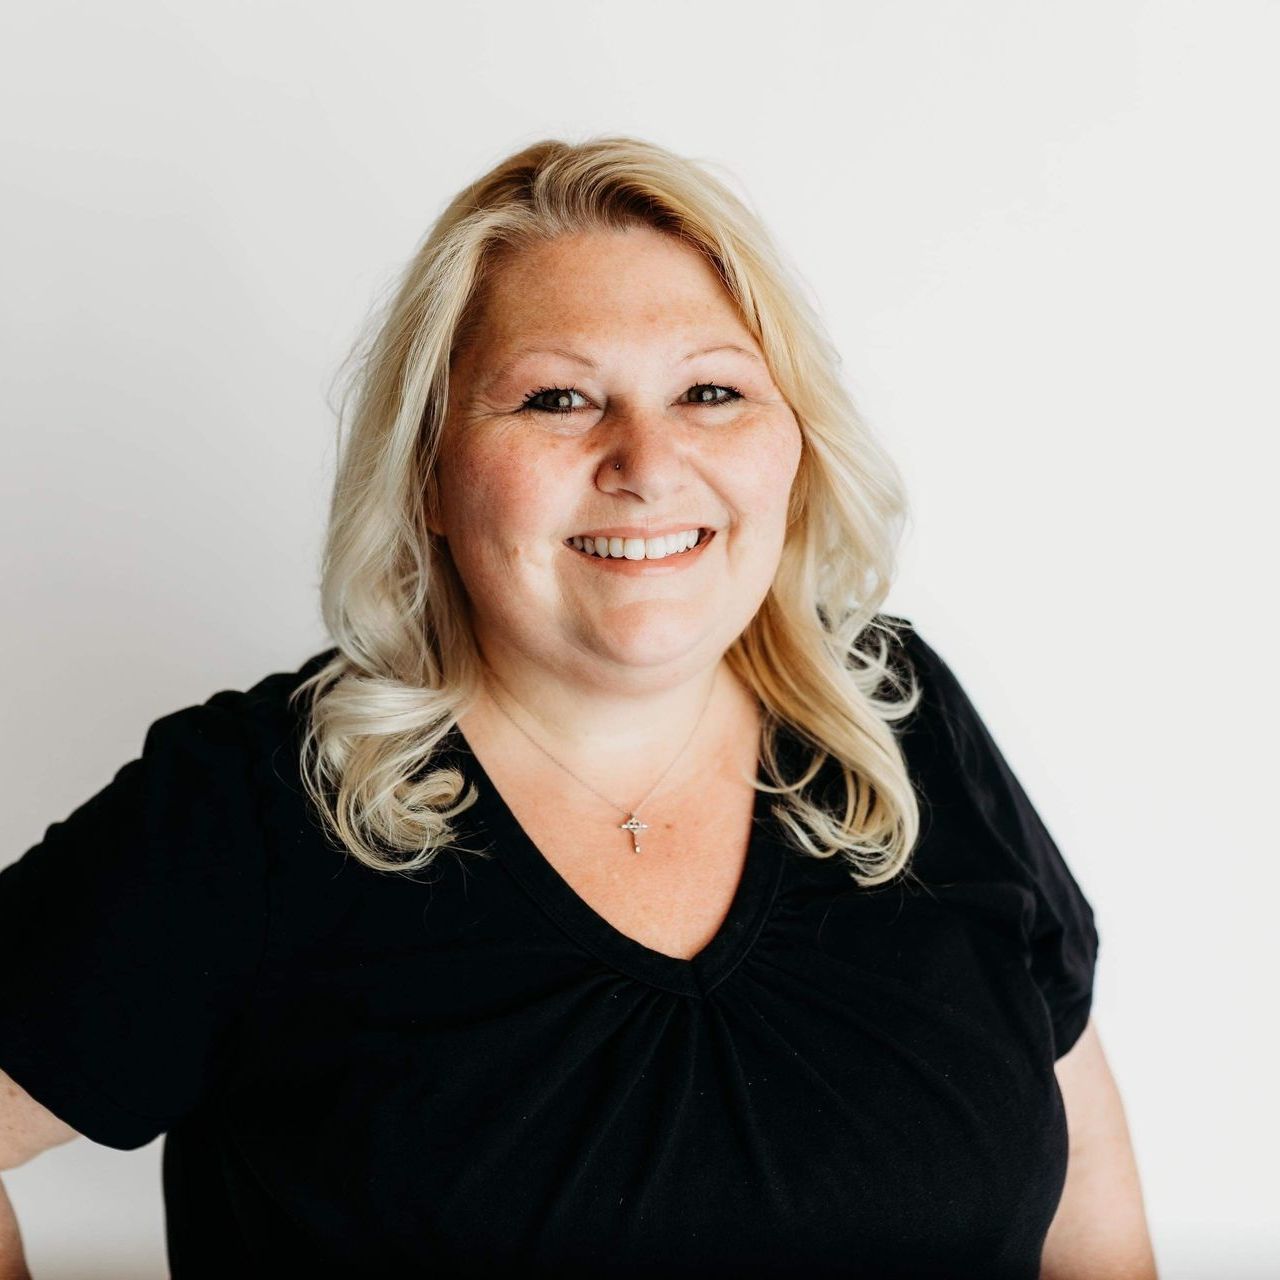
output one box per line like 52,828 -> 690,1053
433,224 -> 803,691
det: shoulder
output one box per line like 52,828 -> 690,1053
842,612 -> 943,740
865,611 -> 937,689
863,613 -> 981,759
845,610 -> 929,681
213,646 -> 336,725
145,648 -> 337,763
840,614 -> 1014,824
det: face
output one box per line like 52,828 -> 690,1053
433,224 -> 803,692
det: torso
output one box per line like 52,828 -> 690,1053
456,679 -> 764,961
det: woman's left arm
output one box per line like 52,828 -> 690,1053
1040,1017 -> 1159,1278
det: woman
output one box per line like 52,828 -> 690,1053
0,137 -> 1156,1278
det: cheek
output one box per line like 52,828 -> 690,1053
444,440 -> 563,542
727,416 -> 802,516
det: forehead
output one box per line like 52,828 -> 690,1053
466,226 -> 749,352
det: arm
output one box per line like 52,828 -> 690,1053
0,1176 -> 31,1280
1,1065 -> 83,1280
1040,1017 -> 1158,1279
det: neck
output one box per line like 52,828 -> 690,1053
457,653 -> 761,803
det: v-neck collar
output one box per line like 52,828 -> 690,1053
443,724 -> 785,998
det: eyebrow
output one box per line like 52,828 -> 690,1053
481,342 -> 765,391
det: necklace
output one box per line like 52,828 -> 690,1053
480,667 -> 719,855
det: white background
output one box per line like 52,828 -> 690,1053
2,2 -> 1277,1276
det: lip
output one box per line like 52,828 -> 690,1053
567,523 -> 711,541
563,527 -> 715,574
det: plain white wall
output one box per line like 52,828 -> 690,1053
2,1 -> 1276,1275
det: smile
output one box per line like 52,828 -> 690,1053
563,528 -> 715,573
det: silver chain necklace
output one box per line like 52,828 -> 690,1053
481,666 -> 719,855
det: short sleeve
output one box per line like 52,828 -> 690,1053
900,621 -> 1100,1059
0,692 -> 270,1150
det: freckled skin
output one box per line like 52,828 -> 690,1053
431,224 -> 803,756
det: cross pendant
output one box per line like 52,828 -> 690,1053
619,813 -> 649,855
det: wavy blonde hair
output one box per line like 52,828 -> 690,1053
292,134 -> 924,887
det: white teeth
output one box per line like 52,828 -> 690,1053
568,529 -> 703,560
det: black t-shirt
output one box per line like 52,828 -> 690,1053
0,617 -> 1098,1279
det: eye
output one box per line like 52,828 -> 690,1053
682,383 -> 744,407
516,383 -> 745,416
518,385 -> 590,415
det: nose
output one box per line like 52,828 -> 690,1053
592,401 -> 694,493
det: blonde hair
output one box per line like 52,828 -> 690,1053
292,134 -> 923,886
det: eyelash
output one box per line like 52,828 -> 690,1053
516,383 -> 745,416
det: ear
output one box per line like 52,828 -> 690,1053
423,477 -> 447,539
